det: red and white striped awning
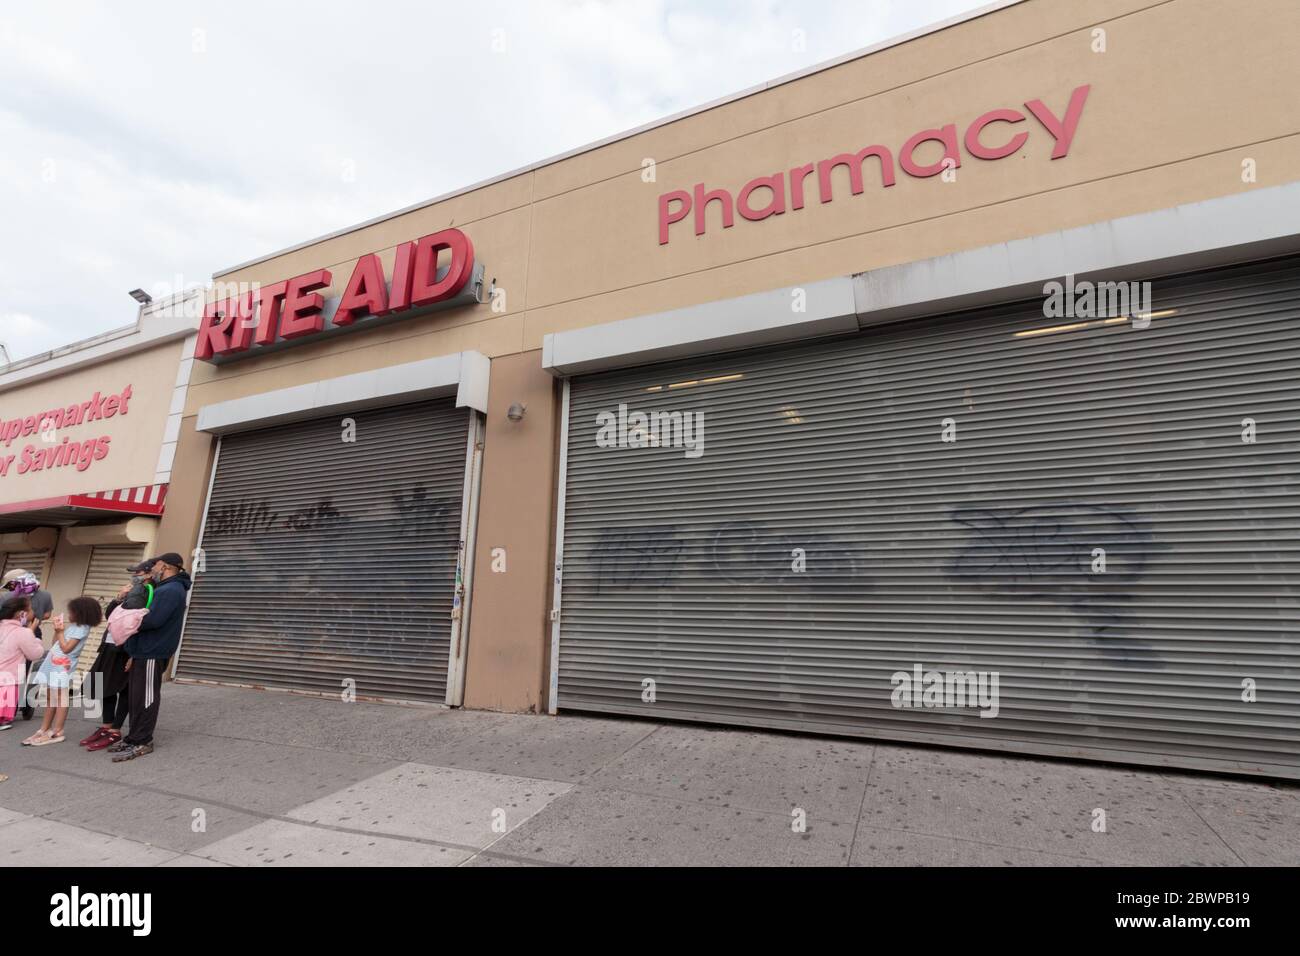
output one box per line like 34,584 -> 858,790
0,483 -> 169,528
72,483 -> 169,513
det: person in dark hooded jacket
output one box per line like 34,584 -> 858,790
107,552 -> 192,762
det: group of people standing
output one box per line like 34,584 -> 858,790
0,551 -> 192,762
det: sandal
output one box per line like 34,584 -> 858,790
32,730 -> 65,746
22,730 -> 50,746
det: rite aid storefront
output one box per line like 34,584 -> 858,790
167,0 -> 1299,778
0,294 -> 201,674
169,227 -> 492,704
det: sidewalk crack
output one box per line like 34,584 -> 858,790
1175,785 -> 1248,866
845,745 -> 877,866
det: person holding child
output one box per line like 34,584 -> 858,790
81,559 -> 155,751
107,552 -> 190,763
22,596 -> 104,746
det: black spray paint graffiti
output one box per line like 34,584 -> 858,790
284,499 -> 349,533
592,526 -> 684,594
215,581 -> 450,676
708,520 -> 867,588
390,484 -> 459,536
946,501 -> 1163,667
590,520 -> 868,594
191,484 -> 459,679
206,499 -> 280,537
264,582 -> 449,671
206,498 -> 352,537
585,504 -> 1162,668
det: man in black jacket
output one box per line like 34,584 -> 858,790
108,552 -> 192,762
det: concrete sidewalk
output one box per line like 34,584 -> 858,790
0,682 -> 1295,866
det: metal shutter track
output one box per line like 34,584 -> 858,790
178,399 -> 467,703
556,256 -> 1300,778
76,544 -> 146,682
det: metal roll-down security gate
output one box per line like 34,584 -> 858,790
550,256 -> 1300,779
176,398 -> 483,705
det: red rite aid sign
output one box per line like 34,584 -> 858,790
196,228 -> 478,362
658,84 -> 1091,245
0,385 -> 133,479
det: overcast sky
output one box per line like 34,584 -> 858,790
0,0 -> 984,361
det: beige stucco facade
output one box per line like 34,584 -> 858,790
141,0 -> 1300,710
0,295 -> 200,643
0,342 -> 177,503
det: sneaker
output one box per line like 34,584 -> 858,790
111,743 -> 153,762
105,739 -> 132,754
31,731 -> 64,746
85,731 -> 122,752
80,728 -> 110,746
0,721 -> 12,731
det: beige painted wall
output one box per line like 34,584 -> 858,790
463,351 -> 560,713
154,415 -> 215,563
166,0 -> 1300,709
0,340 -> 180,505
43,537 -> 92,606
183,0 -> 1300,418
189,0 -> 1300,397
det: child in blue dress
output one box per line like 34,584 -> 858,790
24,596 -> 103,747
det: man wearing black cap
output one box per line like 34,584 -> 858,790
108,552 -> 191,762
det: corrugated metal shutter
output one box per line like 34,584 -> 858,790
2,550 -> 51,582
76,543 -> 146,682
556,255 -> 1300,779
177,399 -> 469,703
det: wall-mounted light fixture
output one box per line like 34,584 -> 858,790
506,402 -> 527,422
128,288 -> 153,305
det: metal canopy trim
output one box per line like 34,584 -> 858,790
196,351 -> 491,435
541,182 -> 1300,377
